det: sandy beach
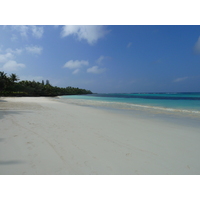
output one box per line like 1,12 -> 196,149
0,97 -> 200,175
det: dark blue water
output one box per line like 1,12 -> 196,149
92,93 -> 200,100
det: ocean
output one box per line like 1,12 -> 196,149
59,93 -> 200,118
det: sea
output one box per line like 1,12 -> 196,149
58,92 -> 200,126
60,92 -> 199,112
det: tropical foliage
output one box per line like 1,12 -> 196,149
0,71 -> 92,96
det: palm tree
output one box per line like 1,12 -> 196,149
0,71 -> 9,92
0,71 -> 7,79
9,73 -> 19,83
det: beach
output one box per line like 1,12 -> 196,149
0,97 -> 200,175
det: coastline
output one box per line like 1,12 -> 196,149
1,97 -> 200,174
58,93 -> 200,117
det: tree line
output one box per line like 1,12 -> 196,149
0,71 -> 92,96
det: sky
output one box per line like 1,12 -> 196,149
0,25 -> 200,93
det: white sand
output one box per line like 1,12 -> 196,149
0,97 -> 200,175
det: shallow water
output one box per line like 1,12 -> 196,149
59,93 -> 200,117
56,95 -> 200,132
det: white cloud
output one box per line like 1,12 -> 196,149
6,48 -> 23,55
63,60 -> 89,69
127,42 -> 132,48
31,25 -> 44,38
194,36 -> 200,54
0,52 -> 14,63
87,66 -> 106,74
11,25 -> 29,38
173,77 -> 188,82
0,49 -> 25,71
5,46 -> 43,55
96,56 -> 105,65
25,46 -> 43,55
72,69 -> 80,74
96,55 -> 111,65
11,25 -> 44,39
1,60 -> 25,71
61,25 -> 110,45
0,46 -> 42,73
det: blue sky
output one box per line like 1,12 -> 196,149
0,25 -> 200,93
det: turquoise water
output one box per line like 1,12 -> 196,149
59,93 -> 200,116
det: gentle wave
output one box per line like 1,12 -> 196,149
59,98 -> 200,116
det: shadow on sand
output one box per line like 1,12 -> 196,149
0,99 -> 7,102
0,110 -> 32,120
0,160 -> 24,165
0,98 -> 34,120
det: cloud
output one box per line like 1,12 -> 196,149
11,25 -> 29,38
6,48 -> 23,55
96,55 -> 111,65
173,77 -> 188,82
0,52 -> 14,63
96,55 -> 106,65
1,60 -> 25,71
25,46 -> 43,55
72,69 -> 80,74
11,25 -> 44,39
5,46 -> 43,55
61,25 -> 110,45
87,66 -> 106,74
127,42 -> 132,48
194,36 -> 200,54
0,46 -> 42,73
63,60 -> 89,69
0,50 -> 25,71
31,26 -> 44,38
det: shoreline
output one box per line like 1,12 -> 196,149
57,97 -> 200,125
1,97 -> 200,175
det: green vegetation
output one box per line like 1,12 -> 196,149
0,71 -> 92,96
